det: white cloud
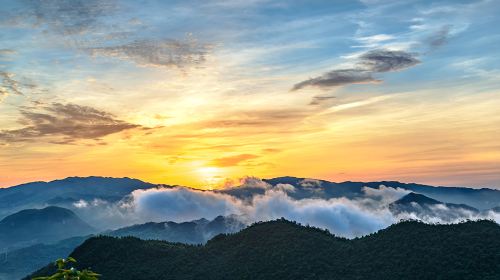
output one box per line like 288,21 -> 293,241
69,181 -> 499,237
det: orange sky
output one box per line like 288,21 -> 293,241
1,0 -> 500,189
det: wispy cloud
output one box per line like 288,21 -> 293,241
211,154 -> 259,167
292,49 -> 419,91
0,103 -> 142,144
87,38 -> 211,68
0,71 -> 29,102
0,49 -> 17,57
21,0 -> 117,35
292,69 -> 378,91
359,49 -> 420,72
426,25 -> 452,50
309,95 -> 336,106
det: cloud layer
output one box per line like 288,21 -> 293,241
70,179 -> 498,238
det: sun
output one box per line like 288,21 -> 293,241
196,167 -> 224,189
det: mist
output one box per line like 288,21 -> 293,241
70,178 -> 498,238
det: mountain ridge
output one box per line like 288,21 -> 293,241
28,219 -> 500,280
3,175 -> 499,192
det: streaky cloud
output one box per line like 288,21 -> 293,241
87,38 -> 210,68
211,154 -> 259,167
292,69 -> 378,91
22,0 -> 116,35
359,49 -> 420,72
0,102 -> 142,144
292,48 -> 420,91
427,25 -> 452,49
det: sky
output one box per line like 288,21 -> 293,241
0,0 -> 499,189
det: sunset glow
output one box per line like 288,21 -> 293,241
1,0 -> 499,189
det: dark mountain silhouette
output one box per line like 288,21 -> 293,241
106,215 -> 245,244
28,219 -> 500,280
0,206 -> 94,252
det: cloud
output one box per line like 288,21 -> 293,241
128,187 -> 244,222
20,0 -> 116,35
292,49 -> 420,91
292,69 -> 378,91
200,109 -> 310,128
211,154 -> 259,167
87,38 -> 210,68
0,71 -> 42,103
427,25 -> 452,49
0,71 -> 24,96
0,49 -> 17,57
362,185 -> 410,205
298,178 -> 324,194
355,34 -> 395,47
0,103 -> 142,143
394,203 -> 485,224
126,185 -> 394,237
239,176 -> 272,189
68,179 -> 499,236
359,49 -> 420,72
309,95 -> 336,106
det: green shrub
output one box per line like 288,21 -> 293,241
32,257 -> 100,280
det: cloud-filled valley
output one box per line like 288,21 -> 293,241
64,177 -> 500,238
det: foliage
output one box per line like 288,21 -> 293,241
32,257 -> 100,280
29,219 -> 500,280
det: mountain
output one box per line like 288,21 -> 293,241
0,206 -> 94,252
389,192 -> 480,221
29,219 -> 500,280
1,176 -> 498,220
0,236 -> 88,280
256,177 -> 500,210
0,176 -> 155,219
106,215 -> 245,244
0,215 -> 243,280
391,192 -> 479,211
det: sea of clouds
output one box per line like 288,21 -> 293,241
72,178 -> 500,238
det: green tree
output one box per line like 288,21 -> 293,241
32,257 -> 100,280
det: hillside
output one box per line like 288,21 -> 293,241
0,215 -> 244,280
29,219 -> 500,280
0,206 -> 94,252
0,177 -> 155,219
107,215 -> 245,244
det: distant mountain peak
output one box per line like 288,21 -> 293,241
394,192 -> 442,205
0,206 -> 95,252
0,206 -> 78,224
